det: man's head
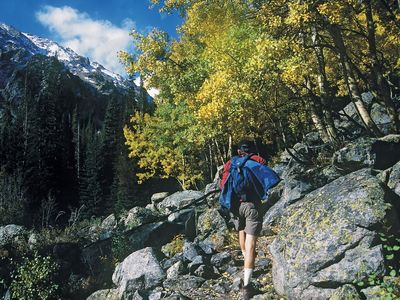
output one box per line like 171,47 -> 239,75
237,139 -> 255,155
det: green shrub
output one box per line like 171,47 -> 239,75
355,233 -> 400,299
10,252 -> 60,300
111,228 -> 131,262
161,234 -> 185,257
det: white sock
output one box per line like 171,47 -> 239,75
243,268 -> 253,286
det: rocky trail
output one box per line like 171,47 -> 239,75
2,132 -> 400,300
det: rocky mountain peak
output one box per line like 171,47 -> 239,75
0,22 -> 136,94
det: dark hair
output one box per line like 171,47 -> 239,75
238,139 -> 254,153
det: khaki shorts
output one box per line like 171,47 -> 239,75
232,202 -> 262,236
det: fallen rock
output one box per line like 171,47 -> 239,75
123,207 -> 159,230
157,190 -> 204,213
210,251 -> 231,268
127,221 -> 182,252
0,225 -> 25,247
112,247 -> 165,297
329,284 -> 361,300
388,160 -> 400,196
151,192 -> 170,204
163,275 -> 205,292
332,138 -> 376,172
270,169 -> 398,299
197,208 -> 227,237
188,255 -> 203,273
166,261 -> 185,279
86,289 -> 119,300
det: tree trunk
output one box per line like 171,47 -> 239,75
305,77 -> 330,143
365,0 -> 400,132
312,26 -> 339,142
328,24 -> 382,137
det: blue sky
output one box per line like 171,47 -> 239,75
0,0 -> 182,74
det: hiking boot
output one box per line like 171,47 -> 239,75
238,282 -> 256,300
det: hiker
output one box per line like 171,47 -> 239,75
219,140 -> 279,300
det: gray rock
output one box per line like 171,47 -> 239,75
371,102 -> 393,135
98,214 -> 116,240
123,207 -> 159,230
167,208 -> 193,224
101,214 -> 117,231
182,241 -> 200,262
210,251 -> 231,268
195,208 -> 229,251
163,294 -> 191,300
151,192 -> 170,204
162,254 -> 183,270
0,225 -> 25,247
231,277 -> 242,292
112,247 -> 165,297
197,240 -> 214,255
257,258 -> 271,272
27,232 -> 39,250
193,264 -> 217,279
86,289 -> 119,300
388,160 -> 400,196
148,291 -> 163,300
202,230 -> 227,252
188,255 -> 203,273
163,275 -> 205,292
329,284 -> 361,300
270,169 -> 396,299
128,221 -> 182,252
166,260 -> 185,279
157,190 -> 204,213
361,276 -> 400,299
251,294 -> 275,300
332,138 -> 376,172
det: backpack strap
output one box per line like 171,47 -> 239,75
238,154 -> 254,170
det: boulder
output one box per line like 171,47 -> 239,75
123,207 -> 159,230
0,225 -> 25,247
163,275 -> 205,292
197,208 -> 227,237
188,255 -> 204,273
388,160 -> 400,197
151,192 -> 170,204
99,214 -> 117,240
166,261 -> 185,279
329,284 -> 361,300
127,221 -> 183,252
332,138 -> 376,172
182,241 -> 200,262
263,166 -> 340,227
210,251 -> 231,268
332,135 -> 400,172
112,247 -> 165,297
86,289 -> 119,300
370,102 -> 394,135
193,265 -> 217,279
270,169 -> 398,299
157,190 -> 204,213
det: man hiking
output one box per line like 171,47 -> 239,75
219,140 -> 279,300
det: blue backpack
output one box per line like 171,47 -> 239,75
219,154 -> 280,212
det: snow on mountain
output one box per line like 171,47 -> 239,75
0,22 -> 135,93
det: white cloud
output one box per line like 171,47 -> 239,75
134,77 -> 159,98
36,6 -> 135,75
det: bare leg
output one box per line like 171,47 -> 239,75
244,234 -> 257,269
239,230 -> 246,258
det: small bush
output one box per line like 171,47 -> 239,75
111,228 -> 131,262
10,252 -> 60,300
161,234 -> 185,257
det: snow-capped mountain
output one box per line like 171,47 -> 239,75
0,22 -> 134,93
